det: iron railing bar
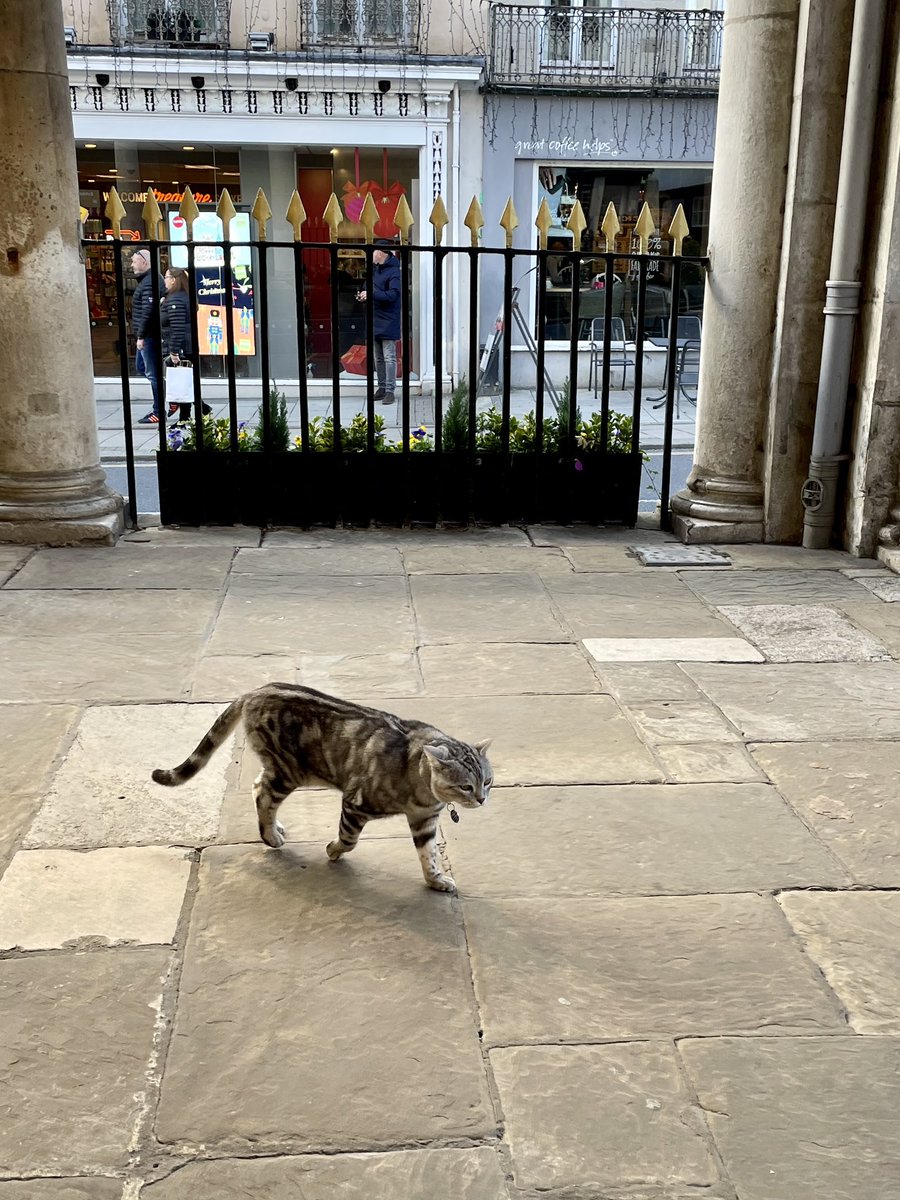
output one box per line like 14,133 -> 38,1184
111,241 -> 138,527
364,246 -> 375,455
630,255 -> 649,451
145,247 -> 165,459
293,244 -> 310,454
257,241 -> 271,453
500,251 -> 514,455
659,254 -> 683,532
221,238 -> 238,453
433,246 -> 445,456
400,244 -> 411,461
535,249 -> 548,454
600,251 -> 614,454
329,243 -> 342,455
184,239 -> 204,453
466,248 -> 479,456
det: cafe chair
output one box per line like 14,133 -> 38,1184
588,316 -> 635,395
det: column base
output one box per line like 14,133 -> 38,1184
0,466 -> 125,546
670,475 -> 765,545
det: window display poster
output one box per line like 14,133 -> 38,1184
167,212 -> 256,356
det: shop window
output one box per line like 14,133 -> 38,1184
311,0 -> 413,45
113,0 -> 229,46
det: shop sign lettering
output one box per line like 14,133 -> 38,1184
101,189 -> 225,205
514,136 -> 619,158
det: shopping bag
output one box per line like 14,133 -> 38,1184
340,344 -> 367,376
164,362 -> 195,404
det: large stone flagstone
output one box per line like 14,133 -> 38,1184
156,842 -> 493,1150
718,603 -> 890,662
593,662 -> 707,702
465,894 -> 843,1044
141,1148 -> 507,1198
0,1182 -> 122,1198
584,636 -> 762,662
0,589 -> 219,639
418,642 -> 600,695
779,891 -> 900,1032
443,784 -> 846,898
683,662 -> 900,740
382,694 -> 663,784
751,740 -> 900,883
679,1036 -> 900,1200
544,573 -> 734,638
624,700 -> 740,743
654,742 -> 763,783
209,575 -> 415,656
839,599 -> 900,657
0,949 -> 170,1174
410,572 -> 567,643
490,1043 -> 718,1192
0,702 -> 80,866
0,846 -> 191,950
402,545 -> 572,575
5,545 -> 236,590
24,704 -> 228,849
231,545 -> 404,575
683,569 -> 867,605
0,546 -> 31,585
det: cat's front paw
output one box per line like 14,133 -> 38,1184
261,826 -> 285,848
326,840 -> 345,861
427,873 -> 457,894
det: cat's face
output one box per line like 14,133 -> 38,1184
423,740 -> 493,809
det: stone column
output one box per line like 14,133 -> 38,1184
671,0 -> 801,544
0,3 -> 124,544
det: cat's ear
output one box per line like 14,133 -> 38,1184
474,739 -> 492,755
423,742 -> 452,764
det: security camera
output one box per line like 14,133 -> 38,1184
377,79 -> 391,94
284,77 -> 299,91
95,73 -> 110,87
191,75 -> 205,90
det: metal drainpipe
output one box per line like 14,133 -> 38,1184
801,0 -> 889,549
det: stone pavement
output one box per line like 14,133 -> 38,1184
2,525 -> 900,1199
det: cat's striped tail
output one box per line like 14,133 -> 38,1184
151,696 -> 246,786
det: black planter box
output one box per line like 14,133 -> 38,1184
156,449 -> 642,527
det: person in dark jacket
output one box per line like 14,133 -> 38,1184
132,248 -> 167,424
154,265 -> 211,425
357,239 -> 401,404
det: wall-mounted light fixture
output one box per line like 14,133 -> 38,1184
63,26 -> 77,47
95,72 -> 110,87
377,79 -> 392,93
248,30 -> 274,51
284,77 -> 299,91
191,75 -> 205,90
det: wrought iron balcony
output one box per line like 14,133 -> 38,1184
486,5 -> 723,95
113,0 -> 230,47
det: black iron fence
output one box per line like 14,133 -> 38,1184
486,5 -> 723,94
91,187 -> 706,530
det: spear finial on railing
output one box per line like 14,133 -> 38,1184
464,196 -> 484,247
429,195 -> 449,245
668,203 -> 690,256
634,202 -> 655,255
251,188 -> 273,241
142,190 -> 164,241
216,188 -> 237,231
499,197 -> 520,249
105,187 -> 126,239
360,193 -> 378,243
566,198 -> 587,244
179,186 -> 200,238
393,195 -> 414,245
323,193 -> 343,243
286,190 -> 307,241
535,198 -> 552,250
600,202 -> 621,253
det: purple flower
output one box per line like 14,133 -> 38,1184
574,458 -> 584,472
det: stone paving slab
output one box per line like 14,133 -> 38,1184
632,543 -> 732,567
683,569 -> 866,605
679,1036 -> 900,1200
718,603 -> 891,662
0,546 -> 31,585
209,576 -> 415,656
0,588 -> 219,641
845,571 -> 900,600
655,742 -> 763,783
384,694 -> 663,784
444,784 -> 845,898
418,642 -> 600,695
750,740 -> 900,883
527,526 -> 670,547
297,651 -> 423,696
584,636 -> 763,662
563,544 -> 650,570
262,527 -> 529,546
401,545 -> 573,574
141,1148 -> 508,1198
0,847 -> 191,950
0,949 -> 170,1174
410,573 -> 568,644
838,599 -> 900,656
0,1180 -> 123,1198
491,1043 -> 718,1192
4,546 -> 236,590
156,842 -> 493,1151
545,573 -> 735,638
593,662 -> 705,701
190,653 -> 301,699
1,701 -> 79,798
684,662 -> 900,740
465,894 -> 843,1044
24,704 -> 227,849
778,891 -> 900,1032
231,545 -> 404,575
625,700 -> 740,743
722,546 -> 879,570
124,526 -> 261,546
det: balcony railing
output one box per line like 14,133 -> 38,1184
486,5 -> 723,94
113,0 -> 230,47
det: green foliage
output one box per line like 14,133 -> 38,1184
442,377 -> 470,451
553,376 -> 582,439
170,416 -> 252,453
249,384 -> 291,452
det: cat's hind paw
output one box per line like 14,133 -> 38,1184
326,839 -> 345,861
427,873 -> 457,894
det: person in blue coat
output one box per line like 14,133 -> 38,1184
358,239 -> 401,404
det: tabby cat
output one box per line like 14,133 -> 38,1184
152,683 -> 492,893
